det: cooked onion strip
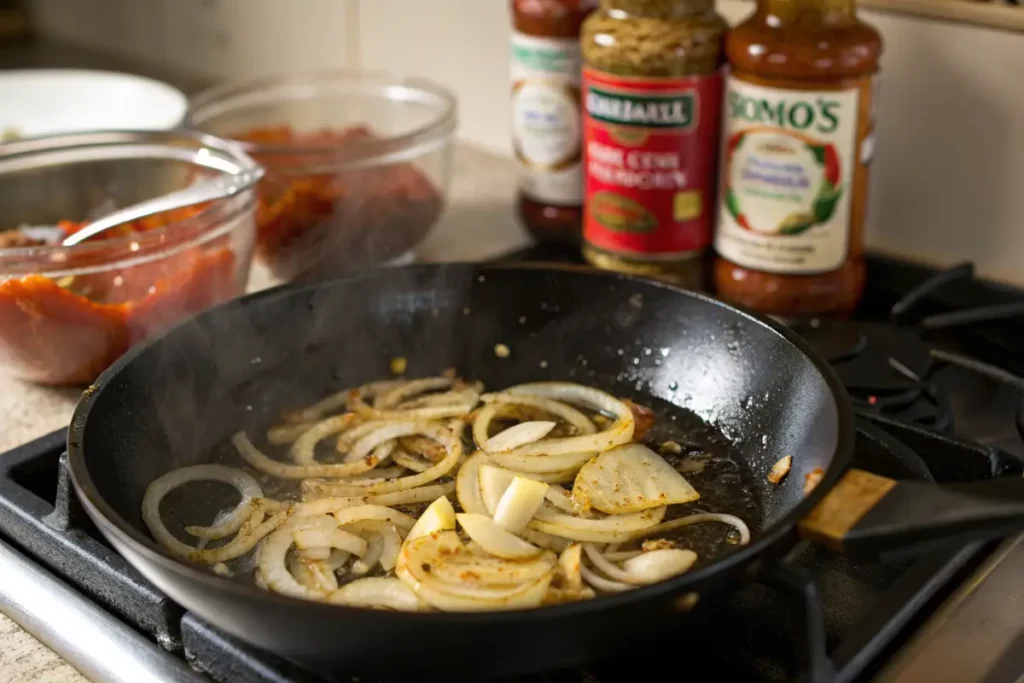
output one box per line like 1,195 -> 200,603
493,476 -> 548,533
457,513 -> 542,559
144,374 -> 752,611
456,452 -> 488,515
233,432 -> 381,480
482,421 -> 556,453
530,505 -> 666,543
580,562 -> 632,593
291,413 -> 359,465
392,448 -> 432,472
320,423 -> 463,495
328,577 -> 421,611
267,422 -> 316,445
477,383 -> 632,457
365,482 -> 455,507
375,377 -> 455,409
143,464 -> 263,547
572,443 -> 700,514
332,505 -> 417,531
620,512 -> 751,544
488,449 -> 595,474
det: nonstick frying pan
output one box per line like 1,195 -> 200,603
67,263 -> 1024,676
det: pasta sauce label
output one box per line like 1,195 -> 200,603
715,77 -> 866,274
511,33 -> 584,205
582,68 -> 723,255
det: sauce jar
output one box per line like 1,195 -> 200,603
713,0 -> 882,317
510,0 -> 595,245
580,0 -> 726,290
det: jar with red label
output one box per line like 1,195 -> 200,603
580,0 -> 726,289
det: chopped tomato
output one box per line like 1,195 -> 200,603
233,125 -> 443,280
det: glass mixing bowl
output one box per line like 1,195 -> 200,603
187,70 -> 458,281
0,130 -> 259,385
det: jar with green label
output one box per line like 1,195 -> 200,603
580,0 -> 726,290
713,0 -> 882,318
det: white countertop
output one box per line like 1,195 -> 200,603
0,142 -> 528,682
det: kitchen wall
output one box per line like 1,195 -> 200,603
26,0 -> 1024,285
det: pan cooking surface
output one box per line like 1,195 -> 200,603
153,389 -> 765,590
69,264 -> 848,672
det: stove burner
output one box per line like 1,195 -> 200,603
793,320 -> 950,428
792,319 -> 866,363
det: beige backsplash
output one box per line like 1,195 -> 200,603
27,0 -> 1024,284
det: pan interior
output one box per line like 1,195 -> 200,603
77,265 -> 841,574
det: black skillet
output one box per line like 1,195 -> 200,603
67,263 -> 1024,676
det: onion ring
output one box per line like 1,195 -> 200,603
232,432 -> 381,480
143,464 -> 263,547
291,413 -> 360,465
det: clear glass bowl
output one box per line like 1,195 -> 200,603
186,70 -> 457,281
0,130 -> 259,385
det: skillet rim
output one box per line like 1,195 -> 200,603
67,262 -> 855,624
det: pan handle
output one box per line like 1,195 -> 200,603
797,469 -> 1024,562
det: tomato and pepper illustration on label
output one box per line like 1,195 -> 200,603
721,127 -> 844,236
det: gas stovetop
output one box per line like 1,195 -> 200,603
1,250 -> 1022,683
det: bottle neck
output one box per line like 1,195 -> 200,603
758,0 -> 857,26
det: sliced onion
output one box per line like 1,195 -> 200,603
580,562 -> 632,593
335,420 -> 392,454
572,443 -> 700,514
457,513 -> 542,559
324,549 -> 351,571
406,495 -> 456,540
328,577 -> 421,611
488,449 -> 595,475
397,435 -> 449,463
582,543 -> 638,584
479,463 -> 513,516
366,482 -> 455,507
351,533 -> 383,574
521,528 -> 571,553
375,523 -> 403,572
299,546 -> 332,561
332,505 -> 417,531
456,452 -> 488,515
529,505 -> 666,543
393,448 -> 431,472
475,392 -> 597,447
349,377 -> 474,421
143,464 -> 263,549
621,512 -> 751,544
621,548 -> 698,583
375,377 -> 456,409
493,476 -> 548,533
396,532 -> 554,611
259,525 -> 327,599
476,383 -> 633,457
291,414 -> 359,465
293,527 -> 368,557
557,543 -> 583,591
267,421 -> 316,445
294,496 -> 366,516
399,386 -> 481,410
483,421 -> 556,453
282,383 -> 395,424
322,423 -> 463,495
288,556 -> 339,593
232,432 -> 380,480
